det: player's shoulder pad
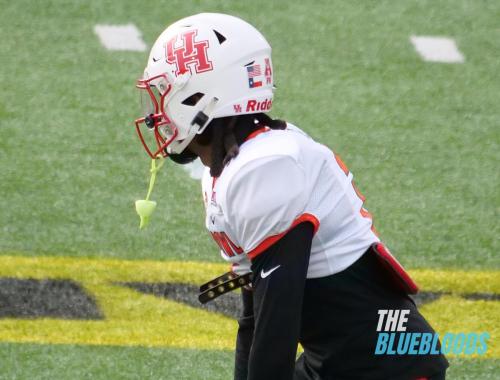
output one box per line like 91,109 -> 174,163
223,128 -> 302,180
223,152 -> 308,252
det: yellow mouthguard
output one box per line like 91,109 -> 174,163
135,156 -> 165,229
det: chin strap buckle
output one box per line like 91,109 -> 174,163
190,96 -> 219,131
191,111 -> 209,128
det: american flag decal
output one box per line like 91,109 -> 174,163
247,64 -> 262,88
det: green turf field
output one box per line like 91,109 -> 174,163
1,344 -> 499,380
0,0 -> 499,378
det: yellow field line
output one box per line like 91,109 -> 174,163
0,255 -> 228,284
0,255 -> 498,357
0,255 -> 235,349
0,255 -> 497,293
410,269 -> 500,294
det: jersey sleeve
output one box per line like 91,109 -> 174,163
223,155 -> 319,259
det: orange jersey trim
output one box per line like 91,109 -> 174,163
247,213 -> 320,259
245,126 -> 270,142
210,127 -> 270,183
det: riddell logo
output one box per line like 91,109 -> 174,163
246,99 -> 272,112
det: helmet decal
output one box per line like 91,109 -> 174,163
135,13 -> 275,157
165,30 -> 213,76
264,57 -> 272,84
246,63 -> 263,88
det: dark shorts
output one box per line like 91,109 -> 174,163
294,249 -> 449,380
235,223 -> 449,380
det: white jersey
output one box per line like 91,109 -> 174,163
201,124 -> 379,278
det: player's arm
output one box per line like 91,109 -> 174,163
225,155 -> 316,380
233,222 -> 313,380
234,286 -> 254,380
247,221 -> 314,380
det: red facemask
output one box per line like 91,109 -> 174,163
134,74 -> 178,158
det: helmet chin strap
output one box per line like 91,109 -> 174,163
134,156 -> 165,229
168,96 -> 219,154
169,148 -> 198,165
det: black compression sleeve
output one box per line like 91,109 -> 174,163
234,287 -> 254,380
246,222 -> 314,380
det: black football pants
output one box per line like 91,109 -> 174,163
234,222 -> 448,380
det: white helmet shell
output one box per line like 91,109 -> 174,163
136,13 -> 274,157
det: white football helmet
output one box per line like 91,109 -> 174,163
135,13 -> 275,158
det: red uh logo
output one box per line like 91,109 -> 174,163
166,30 -> 213,76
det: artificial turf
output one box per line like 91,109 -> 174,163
0,0 -> 498,378
0,343 -> 499,380
0,0 -> 498,268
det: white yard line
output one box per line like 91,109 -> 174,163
410,35 -> 464,63
94,24 -> 147,51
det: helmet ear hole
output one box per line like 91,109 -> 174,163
213,30 -> 226,44
181,92 -> 205,106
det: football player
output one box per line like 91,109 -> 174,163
133,13 -> 449,380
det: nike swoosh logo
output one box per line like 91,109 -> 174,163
260,265 -> 281,279
152,57 -> 161,62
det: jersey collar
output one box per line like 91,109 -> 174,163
244,126 -> 270,142
212,126 -> 271,186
